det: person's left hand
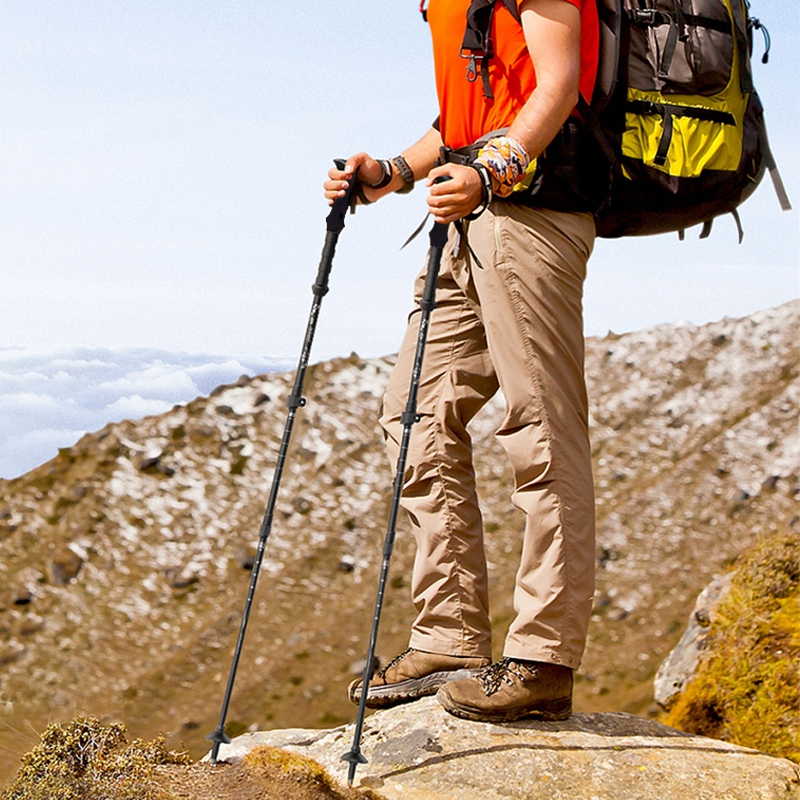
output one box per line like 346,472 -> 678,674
425,163 -> 485,224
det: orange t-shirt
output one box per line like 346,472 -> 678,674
427,0 -> 599,149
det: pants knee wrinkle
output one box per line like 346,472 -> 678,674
411,298 -> 490,654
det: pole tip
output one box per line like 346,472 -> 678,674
341,747 -> 368,784
205,729 -> 232,745
205,729 -> 232,764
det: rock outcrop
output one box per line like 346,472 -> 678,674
653,573 -> 733,709
210,697 -> 800,799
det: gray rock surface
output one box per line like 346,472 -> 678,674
653,572 -> 733,709
208,697 -> 800,799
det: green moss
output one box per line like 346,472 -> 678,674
663,531 -> 800,763
1,717 -> 190,800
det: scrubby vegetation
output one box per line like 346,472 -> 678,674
1,717 -> 190,800
663,531 -> 800,763
1,719 -> 386,800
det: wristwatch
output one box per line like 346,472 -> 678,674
391,155 -> 415,194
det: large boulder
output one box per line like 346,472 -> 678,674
208,697 -> 800,799
653,572 -> 733,709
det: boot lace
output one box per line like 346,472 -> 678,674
477,657 -> 529,696
376,648 -> 413,679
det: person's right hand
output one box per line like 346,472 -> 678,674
324,152 -> 389,205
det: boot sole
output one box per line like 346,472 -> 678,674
349,667 -> 484,709
436,687 -> 572,723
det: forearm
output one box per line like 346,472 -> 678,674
324,126 -> 444,207
365,127 -> 444,201
510,0 -> 581,158
506,79 -> 578,162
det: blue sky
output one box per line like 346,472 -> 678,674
0,2 -> 797,477
2,1 -> 797,359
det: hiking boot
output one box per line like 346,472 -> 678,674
436,656 -> 573,722
348,648 -> 490,709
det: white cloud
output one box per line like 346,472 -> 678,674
0,347 -> 292,480
0,391 -> 64,411
2,427 -> 89,468
97,368 -> 200,401
105,394 -> 174,419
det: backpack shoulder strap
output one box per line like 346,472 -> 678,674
461,0 -> 522,98
501,0 -> 521,23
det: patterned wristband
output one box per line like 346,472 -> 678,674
474,136 -> 530,198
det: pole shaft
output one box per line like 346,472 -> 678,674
343,223 -> 447,784
208,227 -> 343,763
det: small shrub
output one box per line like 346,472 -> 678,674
224,720 -> 249,739
2,717 -> 190,800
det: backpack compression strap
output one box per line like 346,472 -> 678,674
462,0 -> 521,98
420,0 -> 522,99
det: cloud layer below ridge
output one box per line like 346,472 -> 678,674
0,347 -> 292,479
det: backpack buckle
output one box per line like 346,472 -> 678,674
464,53 -> 479,83
632,8 -> 656,25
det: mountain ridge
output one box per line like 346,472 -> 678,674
1,300 -> 797,784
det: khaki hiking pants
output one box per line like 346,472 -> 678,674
380,201 -> 596,670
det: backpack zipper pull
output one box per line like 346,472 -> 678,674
749,17 -> 771,64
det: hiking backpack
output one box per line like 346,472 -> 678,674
430,0 -> 791,239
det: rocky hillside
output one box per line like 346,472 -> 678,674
0,301 -> 797,784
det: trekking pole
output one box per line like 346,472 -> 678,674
342,215 -> 450,786
206,161 -> 358,764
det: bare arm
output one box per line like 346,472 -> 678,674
506,0 -> 581,158
427,0 -> 582,222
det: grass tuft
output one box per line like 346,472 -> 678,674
243,745 -> 386,799
663,531 -> 800,763
244,745 -> 336,787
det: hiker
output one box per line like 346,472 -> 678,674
324,0 -> 599,723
